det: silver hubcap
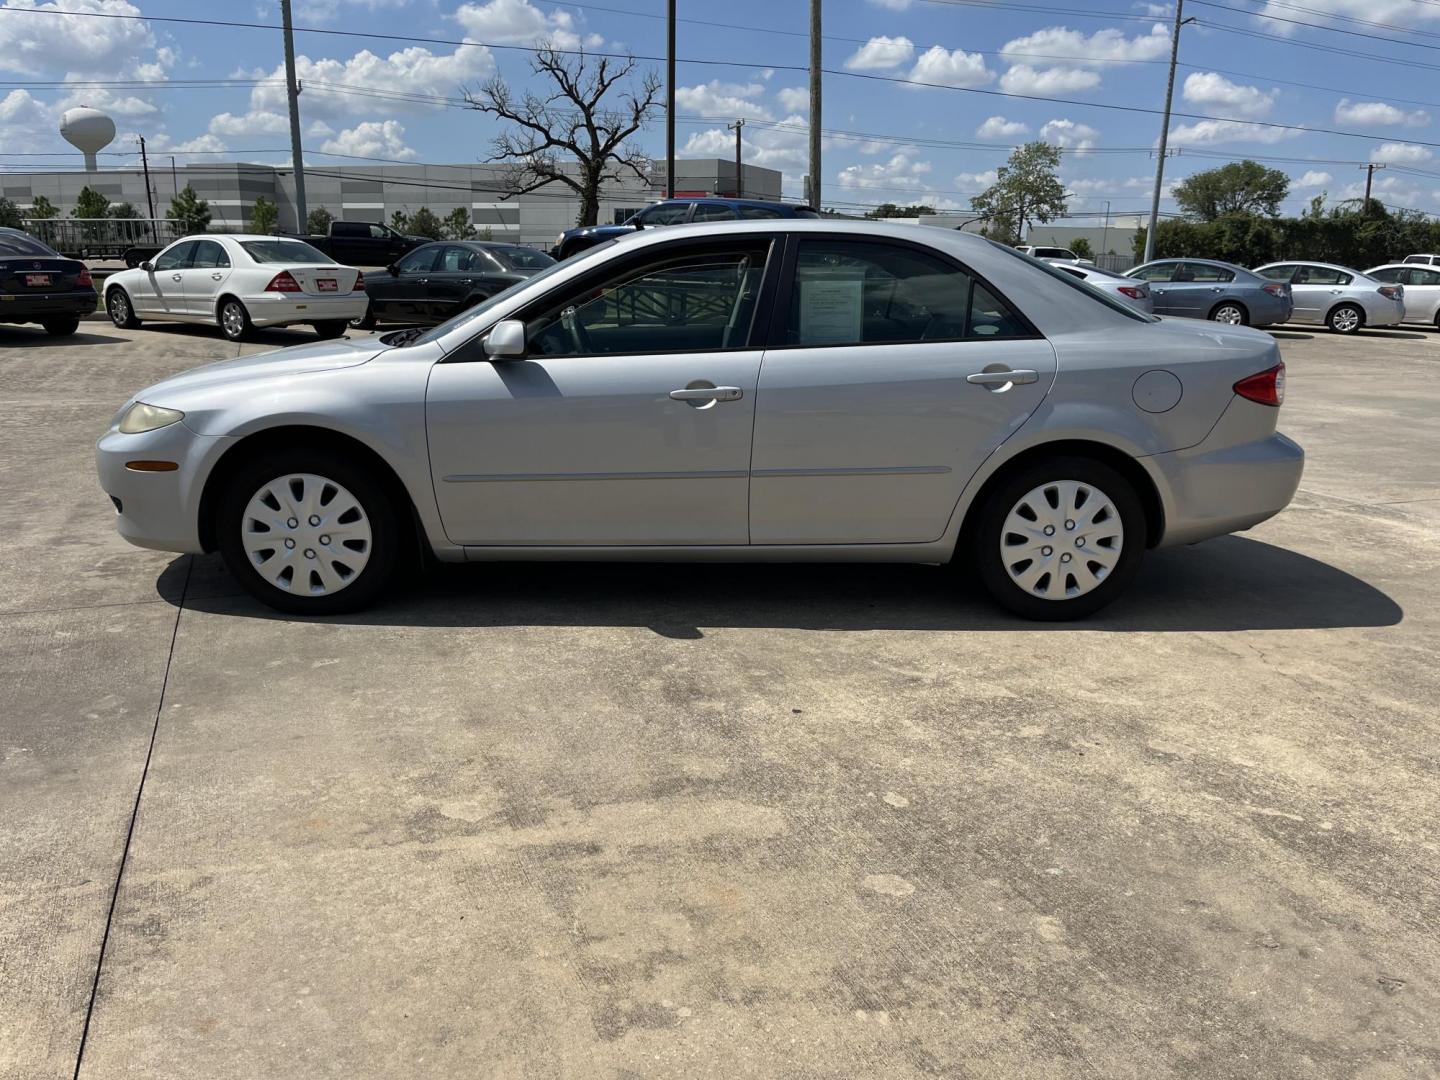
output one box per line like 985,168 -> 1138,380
241,473 -> 372,596
1001,480 -> 1124,601
222,303 -> 244,337
1214,305 -> 1242,324
110,293 -> 128,324
1332,307 -> 1359,332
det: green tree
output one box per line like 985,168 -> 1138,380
167,185 -> 212,233
306,206 -> 334,235
1070,237 -> 1094,260
28,195 -> 58,219
407,206 -> 444,239
390,209 -> 411,232
0,197 -> 22,228
108,202 -> 140,219
970,141 -> 1067,245
1172,161 -> 1289,222
441,207 -> 474,240
865,202 -> 938,219
71,185 -> 111,219
251,196 -> 279,233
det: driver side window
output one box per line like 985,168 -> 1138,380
154,241 -> 196,272
397,246 -> 439,274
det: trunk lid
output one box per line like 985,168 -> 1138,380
279,264 -> 360,294
0,256 -> 88,293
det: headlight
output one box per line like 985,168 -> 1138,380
118,402 -> 185,434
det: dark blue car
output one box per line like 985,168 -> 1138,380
551,197 -> 820,260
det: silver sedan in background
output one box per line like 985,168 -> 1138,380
1125,259 -> 1293,327
1049,262 -> 1155,314
1253,262 -> 1405,334
97,221 -> 1303,622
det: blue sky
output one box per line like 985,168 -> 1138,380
5,0 -> 1440,221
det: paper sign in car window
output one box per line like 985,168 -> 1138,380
799,275 -> 864,345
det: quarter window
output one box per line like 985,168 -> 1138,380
525,245 -> 769,357
1415,268 -> 1440,286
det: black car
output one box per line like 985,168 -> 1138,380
352,240 -> 556,329
552,197 -> 821,260
0,227 -> 98,336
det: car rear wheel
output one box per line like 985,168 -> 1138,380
1209,301 -> 1248,325
1328,303 -> 1363,334
218,297 -> 252,342
107,288 -> 141,329
313,320 -> 348,339
216,449 -> 400,615
42,316 -> 80,337
974,456 -> 1145,621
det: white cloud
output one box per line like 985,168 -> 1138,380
454,0 -> 596,51
955,169 -> 999,190
1166,118 -> 1300,146
0,0 -> 156,76
977,116 -> 1030,139
1000,65 -> 1100,96
867,0 -> 912,8
844,35 -> 915,71
293,0 -> 408,23
1040,118 -> 1099,151
1294,170 -> 1332,188
1258,0 -> 1440,31
777,86 -> 809,113
1182,73 -> 1277,119
908,46 -> 993,89
209,110 -> 290,137
836,152 -> 932,191
1334,99 -> 1429,128
683,114 -> 811,179
1370,141 -> 1433,164
321,119 -> 417,160
675,80 -> 771,120
0,87 -> 47,125
1001,24 -> 1171,66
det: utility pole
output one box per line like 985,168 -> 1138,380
1144,0 -> 1193,264
727,119 -> 745,198
137,135 -> 157,243
1360,162 -> 1386,206
1101,199 -> 1111,258
280,0 -> 308,233
666,0 -> 676,198
809,0 -> 822,211
170,155 -> 178,197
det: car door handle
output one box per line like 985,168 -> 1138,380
417,278 -> 429,284
459,279 -> 473,285
967,369 -> 1039,387
171,274 -> 182,282
669,386 -> 743,402
211,272 -> 223,280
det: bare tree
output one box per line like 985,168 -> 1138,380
464,44 -> 661,227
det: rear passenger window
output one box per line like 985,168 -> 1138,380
1295,265 -> 1346,285
740,206 -> 783,219
783,239 -> 1031,347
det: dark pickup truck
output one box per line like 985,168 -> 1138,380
301,221 -> 429,267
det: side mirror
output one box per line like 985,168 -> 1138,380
386,264 -> 399,276
140,260 -> 154,272
483,318 -> 526,360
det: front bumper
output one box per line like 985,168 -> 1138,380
239,291 -> 368,327
96,419 -> 232,554
0,290 -> 98,322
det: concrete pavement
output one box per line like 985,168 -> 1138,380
2,319 -> 1437,1078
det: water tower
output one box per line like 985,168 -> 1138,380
60,107 -> 116,172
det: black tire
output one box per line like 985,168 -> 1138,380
349,305 -> 376,331
313,320 -> 348,339
972,455 -> 1146,621
1208,300 -> 1249,326
216,447 -> 401,615
107,287 -> 141,329
42,317 -> 80,337
1327,303 -> 1364,334
218,296 -> 252,342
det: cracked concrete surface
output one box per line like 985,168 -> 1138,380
1,320 -> 1436,1079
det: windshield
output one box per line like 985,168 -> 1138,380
398,240 -> 618,348
0,232 -> 58,257
240,239 -> 335,264
989,241 -> 1157,323
493,245 -> 555,270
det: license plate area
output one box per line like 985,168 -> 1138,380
317,278 -> 338,292
25,273 -> 52,287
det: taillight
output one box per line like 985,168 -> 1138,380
1262,283 -> 1289,298
1378,284 -> 1403,300
265,270 -> 302,292
1118,286 -> 1146,299
1234,362 -> 1285,407
77,266 -> 93,287
354,271 -> 365,291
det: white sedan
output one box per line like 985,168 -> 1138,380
1366,263 -> 1440,327
103,234 -> 367,342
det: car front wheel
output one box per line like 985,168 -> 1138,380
107,288 -> 141,329
974,456 -> 1145,621
216,449 -> 400,614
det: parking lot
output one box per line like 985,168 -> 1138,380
2,317 -> 1437,1078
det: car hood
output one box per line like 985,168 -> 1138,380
131,336 -> 387,406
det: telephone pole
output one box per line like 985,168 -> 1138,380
280,0 -> 308,232
809,0 -> 822,211
137,135 -> 157,242
666,0 -> 676,198
1360,162 -> 1386,206
727,119 -> 745,198
1144,0 -> 1193,264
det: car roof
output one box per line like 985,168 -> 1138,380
1140,256 -> 1254,275
1257,260 -> 1373,277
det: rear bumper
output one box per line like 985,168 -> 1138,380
1248,294 -> 1293,327
0,290 -> 98,322
238,291 -> 368,326
1147,403 -> 1304,548
1364,298 -> 1407,327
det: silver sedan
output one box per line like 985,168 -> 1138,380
97,221 -> 1303,621
1253,261 -> 1405,333
1048,261 -> 1155,314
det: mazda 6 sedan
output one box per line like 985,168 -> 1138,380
97,221 -> 1304,621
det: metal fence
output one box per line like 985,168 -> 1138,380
1092,253 -> 1137,274
21,218 -> 186,260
